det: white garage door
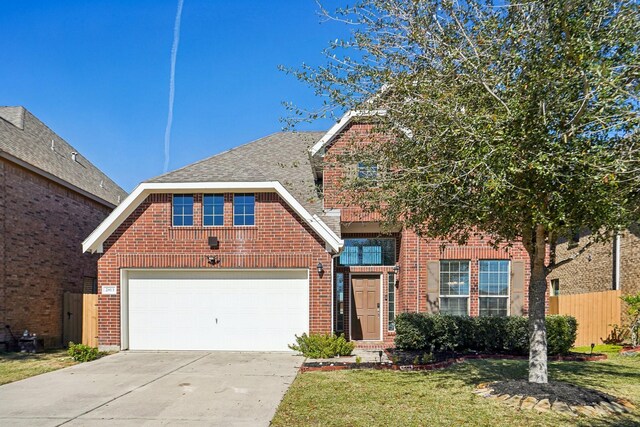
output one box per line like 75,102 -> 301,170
126,269 -> 309,351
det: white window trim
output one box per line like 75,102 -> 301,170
232,193 -> 256,227
202,193 -> 225,227
439,260 -> 471,316
478,260 -> 511,317
171,194 -> 194,227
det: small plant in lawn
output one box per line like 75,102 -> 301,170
67,342 -> 102,362
288,333 -> 355,359
601,324 -> 630,345
422,352 -> 435,364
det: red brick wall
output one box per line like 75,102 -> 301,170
0,158 -> 112,347
336,230 -> 532,347
97,192 -> 333,348
323,122 -> 379,216
323,122 -> 534,347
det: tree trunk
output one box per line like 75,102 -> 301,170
528,225 -> 549,383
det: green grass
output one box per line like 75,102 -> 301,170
273,347 -> 640,427
0,350 -> 77,385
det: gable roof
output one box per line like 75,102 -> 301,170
83,131 -> 344,254
309,110 -> 387,157
0,106 -> 127,207
148,131 -> 325,216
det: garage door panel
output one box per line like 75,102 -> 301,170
127,270 -> 309,351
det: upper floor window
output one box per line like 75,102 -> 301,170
172,194 -> 194,226
233,193 -> 255,226
339,238 -> 396,266
550,279 -> 560,296
357,162 -> 378,180
479,260 -> 510,317
203,194 -> 224,226
439,260 -> 470,316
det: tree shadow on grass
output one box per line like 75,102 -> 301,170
406,358 -> 640,427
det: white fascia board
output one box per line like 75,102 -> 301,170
82,181 -> 343,254
309,110 -> 387,157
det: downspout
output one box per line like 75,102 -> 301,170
613,233 -> 621,291
417,235 -> 420,312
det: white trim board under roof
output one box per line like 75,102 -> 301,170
309,110 -> 387,157
82,181 -> 344,254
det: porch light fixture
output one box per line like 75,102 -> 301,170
393,264 -> 400,274
317,262 -> 324,275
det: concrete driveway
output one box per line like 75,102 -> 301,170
0,351 -> 303,426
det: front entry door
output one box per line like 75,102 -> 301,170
351,276 -> 380,340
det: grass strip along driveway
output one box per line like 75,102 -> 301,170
0,349 -> 77,385
272,346 -> 640,427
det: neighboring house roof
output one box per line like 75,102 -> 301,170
0,106 -> 127,207
83,132 -> 344,254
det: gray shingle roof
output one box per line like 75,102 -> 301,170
0,107 -> 127,207
148,131 -> 340,234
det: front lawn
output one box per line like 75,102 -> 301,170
0,350 -> 77,385
272,346 -> 640,427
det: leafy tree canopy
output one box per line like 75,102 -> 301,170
284,0 -> 640,384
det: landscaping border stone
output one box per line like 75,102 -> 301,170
473,381 -> 636,417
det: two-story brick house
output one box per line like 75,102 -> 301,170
0,106 -> 127,348
83,113 -> 533,351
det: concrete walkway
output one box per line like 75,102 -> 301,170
0,351 -> 303,426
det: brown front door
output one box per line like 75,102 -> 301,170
351,276 -> 380,340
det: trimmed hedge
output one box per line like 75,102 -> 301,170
394,313 -> 576,356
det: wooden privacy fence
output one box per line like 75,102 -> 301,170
82,294 -> 98,348
548,290 -> 621,347
62,293 -> 98,348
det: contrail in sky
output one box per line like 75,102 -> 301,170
163,0 -> 185,173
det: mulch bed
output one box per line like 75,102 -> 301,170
300,350 -> 606,373
301,361 -> 391,372
385,349 -> 607,365
491,380 -> 618,407
621,346 -> 640,356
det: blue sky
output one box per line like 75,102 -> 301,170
1,1 -> 349,192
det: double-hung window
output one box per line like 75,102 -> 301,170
479,260 -> 510,316
439,260 -> 470,315
233,193 -> 255,226
172,194 -> 194,226
203,194 -> 224,226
